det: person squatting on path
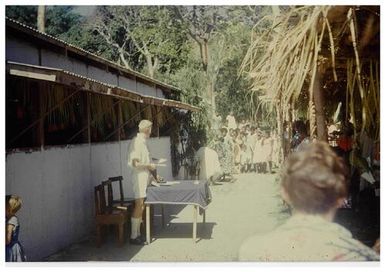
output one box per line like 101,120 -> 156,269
6,195 -> 26,262
239,141 -> 379,261
127,119 -> 157,245
195,140 -> 223,185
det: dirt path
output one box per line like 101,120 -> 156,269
45,173 -> 289,262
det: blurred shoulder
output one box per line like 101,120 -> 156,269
7,216 -> 19,226
238,232 -> 278,261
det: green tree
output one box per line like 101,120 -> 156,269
45,6 -> 82,37
6,6 -> 83,37
172,6 -> 224,114
6,6 -> 38,27
209,22 -> 253,119
172,6 -> 260,120
90,6 -> 189,78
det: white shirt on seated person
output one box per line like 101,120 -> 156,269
195,146 -> 222,181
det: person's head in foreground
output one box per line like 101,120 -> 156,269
238,141 -> 380,262
281,141 -> 347,218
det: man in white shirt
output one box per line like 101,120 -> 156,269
127,119 -> 156,245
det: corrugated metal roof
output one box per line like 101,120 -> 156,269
7,61 -> 199,112
6,17 -> 184,94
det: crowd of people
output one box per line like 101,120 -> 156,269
210,112 -> 380,220
208,112 -> 281,182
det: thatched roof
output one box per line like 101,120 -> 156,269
240,5 -> 380,139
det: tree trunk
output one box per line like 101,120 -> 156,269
271,6 -> 281,31
203,40 -> 209,72
145,54 -> 155,78
202,40 -> 215,117
119,52 -> 130,69
208,80 -> 216,117
37,6 -> 46,32
286,102 -> 293,157
276,97 -> 284,163
308,100 -> 316,138
312,69 -> 328,141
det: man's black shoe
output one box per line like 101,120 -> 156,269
129,237 -> 145,245
138,235 -> 147,243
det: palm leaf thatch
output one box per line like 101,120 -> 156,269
90,94 -> 117,134
121,100 -> 140,128
240,5 -> 380,143
240,6 -> 331,113
142,103 -> 153,120
346,58 -> 380,141
153,106 -> 167,128
44,84 -> 81,126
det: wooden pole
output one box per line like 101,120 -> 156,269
153,106 -> 160,137
146,205 -> 150,244
117,100 -> 123,140
38,82 -> 45,147
313,68 -> 328,141
193,205 -> 197,242
87,93 -> 91,143
81,92 -> 90,143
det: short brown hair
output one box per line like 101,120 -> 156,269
281,141 -> 348,214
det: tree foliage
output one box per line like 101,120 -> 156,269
171,6 -> 265,121
89,6 -> 190,78
6,6 -> 82,37
45,6 -> 82,37
6,6 -> 38,27
210,22 -> 253,120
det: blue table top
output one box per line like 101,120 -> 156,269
145,180 -> 212,209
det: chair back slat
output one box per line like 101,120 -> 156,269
108,176 -> 124,202
94,185 -> 107,215
119,179 -> 124,202
101,180 -> 113,210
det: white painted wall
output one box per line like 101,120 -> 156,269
137,81 -> 156,97
88,65 -> 118,86
41,49 -> 73,71
6,37 -> 39,65
41,49 -> 89,78
6,137 -> 173,261
42,49 -> 118,86
71,58 -> 89,77
156,87 -> 166,98
118,76 -> 137,92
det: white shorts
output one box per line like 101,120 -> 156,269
132,171 -> 150,199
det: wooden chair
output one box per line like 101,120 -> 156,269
103,176 -> 135,236
105,176 -> 157,234
94,184 -> 129,247
106,176 -> 135,210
